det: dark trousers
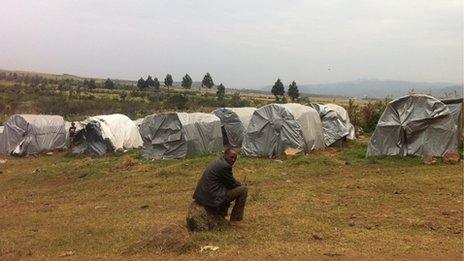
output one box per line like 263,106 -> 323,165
218,185 -> 248,221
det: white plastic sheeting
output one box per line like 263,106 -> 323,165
73,114 -> 143,156
140,112 -> 223,159
133,118 -> 145,129
0,114 -> 67,156
212,107 -> 256,147
311,103 -> 356,146
324,104 -> 356,140
367,95 -> 457,157
242,103 -> 324,158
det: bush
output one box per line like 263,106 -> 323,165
165,94 -> 188,109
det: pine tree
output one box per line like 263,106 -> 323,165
271,78 -> 285,101
287,81 -> 300,102
181,74 -> 192,89
164,74 -> 173,90
145,75 -> 155,87
153,77 -> 160,91
137,77 -> 146,90
202,72 -> 214,89
88,79 -> 96,89
104,78 -> 115,89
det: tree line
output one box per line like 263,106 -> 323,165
135,72 -> 226,100
271,78 -> 300,102
0,71 -> 300,102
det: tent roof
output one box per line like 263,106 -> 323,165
11,114 -> 65,128
82,113 -> 143,151
367,94 -> 456,157
177,112 -> 220,126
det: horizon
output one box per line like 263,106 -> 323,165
1,1 -> 462,88
0,67 -> 461,90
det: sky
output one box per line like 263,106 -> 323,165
0,0 -> 462,88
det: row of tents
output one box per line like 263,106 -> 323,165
0,94 -> 462,159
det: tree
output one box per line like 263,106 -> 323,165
145,75 -> 155,88
216,83 -> 225,100
164,74 -> 173,90
153,77 -> 160,91
88,79 -> 96,89
181,74 -> 192,89
287,81 -> 300,102
137,77 -> 146,90
271,78 -> 285,101
83,79 -> 89,87
201,72 -> 214,89
104,78 -> 115,89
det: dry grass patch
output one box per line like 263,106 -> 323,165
0,141 -> 462,259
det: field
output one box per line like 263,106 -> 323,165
0,140 -> 462,260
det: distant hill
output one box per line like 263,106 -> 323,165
259,79 -> 463,99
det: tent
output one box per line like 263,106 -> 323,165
0,114 -> 67,156
242,103 -> 324,158
441,98 -> 463,146
73,114 -> 143,156
0,126 -> 3,145
212,107 -> 256,147
133,118 -> 145,129
367,95 -> 457,157
140,112 -> 223,159
65,121 -> 84,142
311,103 -> 355,146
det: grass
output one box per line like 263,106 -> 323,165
0,141 -> 462,259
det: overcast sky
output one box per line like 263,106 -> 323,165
0,0 -> 462,88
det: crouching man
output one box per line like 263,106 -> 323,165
193,148 -> 248,222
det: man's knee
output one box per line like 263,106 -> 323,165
242,186 -> 248,196
237,185 -> 248,198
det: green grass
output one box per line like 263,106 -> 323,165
0,141 -> 462,259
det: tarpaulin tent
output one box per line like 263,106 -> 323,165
133,118 -> 145,129
65,121 -> 84,142
0,114 -> 67,156
441,98 -> 463,146
140,112 -> 223,159
311,103 -> 355,146
73,114 -> 143,156
367,95 -> 457,157
212,107 -> 256,147
242,103 -> 324,158
0,126 -> 3,146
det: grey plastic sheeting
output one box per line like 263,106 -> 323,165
311,103 -> 355,146
442,99 -> 463,145
212,107 -> 256,147
73,121 -> 113,156
140,112 -> 223,159
0,114 -> 67,156
242,103 -> 324,158
367,95 -> 457,157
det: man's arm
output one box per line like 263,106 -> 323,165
222,165 -> 241,189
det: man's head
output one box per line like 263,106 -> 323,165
224,148 -> 237,166
71,122 -> 75,127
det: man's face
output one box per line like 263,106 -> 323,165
225,150 -> 237,166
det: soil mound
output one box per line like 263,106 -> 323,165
186,201 -> 227,232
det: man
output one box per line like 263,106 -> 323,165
68,122 -> 77,148
193,148 -> 248,222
